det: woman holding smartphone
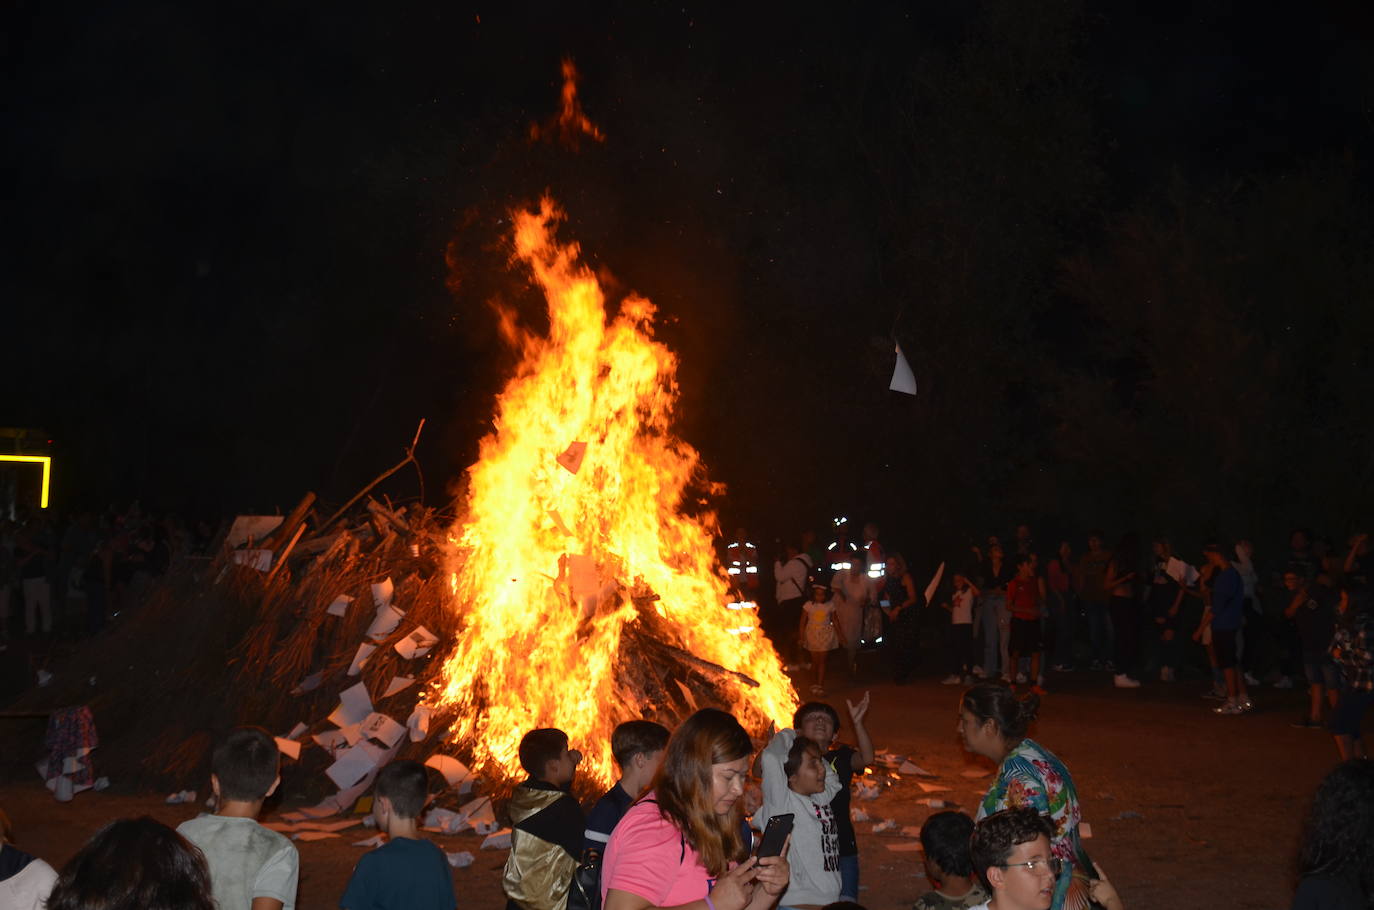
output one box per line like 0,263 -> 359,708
602,709 -> 791,910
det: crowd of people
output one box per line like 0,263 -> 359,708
732,520 -> 1373,754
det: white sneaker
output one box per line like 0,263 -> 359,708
972,666 -> 986,678
1114,674 -> 1141,688
1273,676 -> 1294,690
1015,673 -> 1028,684
941,674 -> 962,685
1214,701 -> 1244,715
1244,672 -> 1260,686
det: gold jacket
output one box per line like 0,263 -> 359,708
502,780 -> 584,910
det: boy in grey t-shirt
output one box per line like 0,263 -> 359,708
177,726 -> 298,910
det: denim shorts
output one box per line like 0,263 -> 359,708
1303,658 -> 1340,689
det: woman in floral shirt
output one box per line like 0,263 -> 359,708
957,683 -> 1091,910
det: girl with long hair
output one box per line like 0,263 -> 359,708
602,708 -> 790,910
46,817 -> 216,910
957,684 -> 1090,910
1292,758 -> 1374,909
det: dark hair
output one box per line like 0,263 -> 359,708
783,736 -> 822,779
518,728 -> 569,777
961,683 -> 1040,743
46,817 -> 215,910
611,720 -> 670,768
821,903 -> 867,910
211,727 -> 279,802
921,810 -> 976,877
1014,554 -> 1033,569
375,760 -> 428,819
969,807 -> 1054,892
792,701 -> 840,733
1110,532 -> 1138,574
1297,758 -> 1374,906
650,708 -> 753,877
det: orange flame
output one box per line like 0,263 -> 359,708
432,197 -> 796,788
529,58 -> 605,147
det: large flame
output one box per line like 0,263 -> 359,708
433,197 -> 797,788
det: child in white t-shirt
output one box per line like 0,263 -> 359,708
941,574 -> 980,685
800,582 -> 843,695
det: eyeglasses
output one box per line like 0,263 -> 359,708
998,858 -> 1062,876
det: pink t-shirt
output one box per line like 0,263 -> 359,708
601,799 -> 717,905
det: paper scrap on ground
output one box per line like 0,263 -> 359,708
328,682 -> 374,729
394,626 -> 438,659
548,509 -> 573,537
447,851 -> 475,868
424,808 -> 467,834
856,781 -> 881,800
408,705 -> 433,742
293,830 -> 340,842
354,834 -> 387,848
899,761 -> 934,776
275,738 -> 301,760
460,795 -> 494,826
293,819 -> 360,833
348,643 -> 377,676
299,802 -> 342,819
327,595 -> 355,617
890,343 -> 918,395
285,722 -> 308,740
165,790 -> 197,805
480,829 -> 513,850
340,723 -> 364,747
426,755 -> 472,788
314,729 -> 348,753
291,672 -> 322,695
901,825 -> 922,837
383,675 -> 415,697
556,441 -> 587,474
233,549 -> 273,572
872,819 -> 897,833
852,808 -> 870,823
226,515 -> 285,549
1080,822 -> 1093,839
876,751 -> 905,766
367,605 -> 405,641
371,577 -> 394,609
361,713 -> 407,749
917,782 -> 951,793
924,562 -> 946,605
887,841 -> 923,852
960,768 -> 990,779
326,741 -> 387,790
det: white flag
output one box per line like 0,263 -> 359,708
890,343 -> 917,395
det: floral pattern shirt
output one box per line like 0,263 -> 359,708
976,739 -> 1088,868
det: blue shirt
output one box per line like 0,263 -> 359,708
1211,566 -> 1244,631
340,836 -> 455,910
584,783 -> 636,851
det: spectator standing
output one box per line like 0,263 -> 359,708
1146,540 -> 1186,683
17,517 -> 53,636
1078,532 -> 1114,671
800,582 -> 843,695
759,730 -> 843,908
1284,569 -> 1340,730
503,729 -> 584,910
915,811 -> 987,910
47,817 -> 215,910
1234,540 -> 1264,687
978,544 -> 1012,681
1201,544 -> 1252,715
340,761 -> 456,910
1328,589 -> 1374,761
794,696 -> 874,904
942,573 -> 980,685
584,721 -> 670,854
1046,542 -> 1075,672
881,554 -> 920,684
831,558 -> 870,679
1103,533 -> 1141,689
773,541 -> 813,662
1006,558 -> 1045,694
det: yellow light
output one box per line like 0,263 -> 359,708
0,455 -> 51,508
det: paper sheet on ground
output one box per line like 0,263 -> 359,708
367,605 -> 405,641
924,562 -> 945,605
226,515 -> 285,549
556,441 -> 587,474
314,729 -> 347,753
899,760 -> 934,776
408,705 -> 433,742
340,723 -> 363,746
293,830 -> 340,842
426,755 -> 472,788
394,626 -> 438,659
481,829 -> 512,850
917,782 -> 951,793
371,577 -> 394,610
460,795 -> 495,826
361,712 -> 407,749
354,834 -> 387,848
960,768 -> 990,778
326,741 -> 387,790
327,595 -> 354,617
328,682 -> 374,728
291,672 -> 322,695
275,738 -> 301,760
347,643 -> 376,676
285,722 -> 308,740
383,675 -> 415,697
1080,822 -> 1093,838
890,343 -> 917,395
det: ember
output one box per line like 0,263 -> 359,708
431,196 -> 796,788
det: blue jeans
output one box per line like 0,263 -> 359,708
1086,598 -> 1114,663
838,853 -> 859,900
980,593 -> 1005,675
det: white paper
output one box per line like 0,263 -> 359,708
423,808 -> 466,834
314,729 -> 348,753
383,675 -> 415,697
1166,556 -> 1199,587
371,577 -> 395,610
899,760 -> 934,776
1080,822 -> 1093,839
327,595 -> 355,617
917,782 -> 951,793
232,549 -> 273,572
447,851 -> 475,868
367,605 -> 405,641
480,829 -> 513,850
354,834 -> 387,848
425,754 -> 471,787
556,441 -> 587,474
361,712 -> 408,749
460,795 -> 495,826
225,515 -> 285,548
548,509 -> 573,537
299,801 -> 342,819
326,741 -> 387,790
293,830 -> 340,842
275,737 -> 301,760
328,682 -> 374,728
394,626 -> 438,659
285,722 -> 308,740
924,562 -> 946,606
407,705 -> 433,742
889,342 -> 918,395
348,643 -> 377,676
960,768 -> 990,779
340,723 -> 364,746
291,672 -> 322,695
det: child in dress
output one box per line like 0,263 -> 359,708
800,581 -> 844,695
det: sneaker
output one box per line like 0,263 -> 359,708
1089,659 -> 1104,671
1015,673 -> 1028,684
1244,672 -> 1260,686
1030,684 -> 1048,696
1052,663 -> 1074,673
941,674 -> 962,685
971,665 -> 986,678
1273,676 -> 1294,690
1214,702 -> 1244,715
1000,675 -> 1013,685
1113,674 -> 1141,689
1239,697 -> 1254,712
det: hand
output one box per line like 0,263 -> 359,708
1087,861 -> 1124,910
709,857 -> 759,910
846,691 -> 871,726
753,837 -> 791,897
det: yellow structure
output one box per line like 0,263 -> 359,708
0,454 -> 51,508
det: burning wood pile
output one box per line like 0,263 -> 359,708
17,195 -> 796,813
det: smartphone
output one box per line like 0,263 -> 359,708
755,813 -> 794,858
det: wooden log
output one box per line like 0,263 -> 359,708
261,492 -> 317,553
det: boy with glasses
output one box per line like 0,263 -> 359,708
968,808 -> 1122,910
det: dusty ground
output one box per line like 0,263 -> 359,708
0,663 -> 1339,910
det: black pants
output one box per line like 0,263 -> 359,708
888,609 -> 919,683
775,596 -> 805,658
1109,595 -> 1140,678
949,623 -> 976,675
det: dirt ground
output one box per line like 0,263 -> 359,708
0,664 -> 1340,910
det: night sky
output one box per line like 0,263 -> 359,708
10,1 -> 1374,550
